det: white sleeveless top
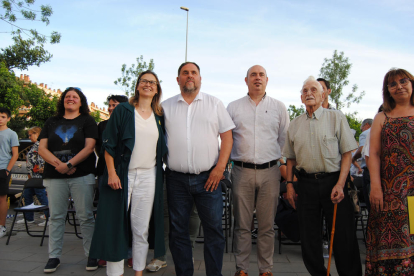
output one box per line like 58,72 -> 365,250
128,110 -> 159,170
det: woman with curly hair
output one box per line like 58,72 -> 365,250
38,87 -> 99,273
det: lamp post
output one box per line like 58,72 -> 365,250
180,6 -> 189,62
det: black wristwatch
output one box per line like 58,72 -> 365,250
5,169 -> 10,174
286,181 -> 294,185
66,162 -> 73,169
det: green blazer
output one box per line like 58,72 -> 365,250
89,102 -> 167,262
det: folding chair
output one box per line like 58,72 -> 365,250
6,178 -> 49,246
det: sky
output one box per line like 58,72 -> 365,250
1,0 -> 414,121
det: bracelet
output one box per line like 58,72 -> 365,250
5,169 -> 10,173
286,181 -> 294,184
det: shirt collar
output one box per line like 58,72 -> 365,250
306,105 -> 324,119
177,92 -> 203,102
247,92 -> 266,101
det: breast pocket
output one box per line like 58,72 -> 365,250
322,136 -> 339,159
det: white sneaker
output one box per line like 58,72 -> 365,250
0,226 -> 6,238
146,259 -> 167,272
16,219 -> 34,224
38,221 -> 48,227
40,215 -> 46,220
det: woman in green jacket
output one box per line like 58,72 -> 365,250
90,70 -> 167,276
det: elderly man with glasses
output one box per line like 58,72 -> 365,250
283,76 -> 362,276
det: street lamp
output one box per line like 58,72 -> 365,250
180,6 -> 189,62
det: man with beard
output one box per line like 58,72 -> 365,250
162,62 -> 235,276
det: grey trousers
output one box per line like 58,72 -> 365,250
44,174 -> 95,259
231,165 -> 280,273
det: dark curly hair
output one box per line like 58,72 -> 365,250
56,87 -> 90,118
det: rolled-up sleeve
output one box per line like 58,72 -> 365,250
337,113 -> 358,154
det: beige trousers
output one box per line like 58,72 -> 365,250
231,165 -> 280,273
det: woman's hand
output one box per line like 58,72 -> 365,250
108,173 -> 122,190
370,186 -> 384,212
55,162 -> 70,174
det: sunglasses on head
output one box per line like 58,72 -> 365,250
65,87 -> 83,92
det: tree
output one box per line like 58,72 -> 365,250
319,50 -> 365,110
90,110 -> 102,123
0,61 -> 24,115
0,0 -> 61,71
345,112 -> 362,141
114,55 -> 154,97
287,104 -> 305,121
23,82 -> 58,127
0,62 -> 59,137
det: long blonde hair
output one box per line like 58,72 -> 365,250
129,70 -> 163,116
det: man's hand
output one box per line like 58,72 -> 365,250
331,184 -> 344,204
204,167 -> 224,192
370,185 -> 383,212
286,183 -> 297,209
108,173 -> 122,190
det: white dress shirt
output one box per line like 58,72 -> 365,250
227,94 -> 289,164
162,92 -> 235,174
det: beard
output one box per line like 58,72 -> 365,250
182,81 -> 198,94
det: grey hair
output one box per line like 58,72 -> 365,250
300,76 -> 323,94
361,118 -> 373,128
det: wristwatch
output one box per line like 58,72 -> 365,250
66,162 -> 73,169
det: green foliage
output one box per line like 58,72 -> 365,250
319,50 -> 365,110
114,55 -> 155,97
23,82 -> 58,127
0,0 -> 61,70
345,112 -> 362,141
0,62 -> 59,137
0,62 -> 24,115
287,104 -> 305,121
90,110 -> 102,123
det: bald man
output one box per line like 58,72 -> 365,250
227,65 -> 289,276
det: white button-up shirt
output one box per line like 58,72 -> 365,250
227,94 -> 289,164
162,92 -> 235,174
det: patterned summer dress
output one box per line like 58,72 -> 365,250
365,113 -> 414,275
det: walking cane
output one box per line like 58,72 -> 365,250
327,202 -> 338,276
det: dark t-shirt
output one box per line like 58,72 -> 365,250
38,114 -> 98,179
96,119 -> 108,176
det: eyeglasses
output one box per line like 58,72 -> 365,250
388,78 -> 410,90
66,87 -> 83,92
139,79 -> 158,86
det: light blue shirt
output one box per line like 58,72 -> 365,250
359,129 -> 370,168
0,128 -> 19,169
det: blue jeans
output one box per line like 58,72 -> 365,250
23,187 -> 49,221
166,168 -> 224,276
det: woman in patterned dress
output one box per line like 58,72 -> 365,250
366,68 -> 414,275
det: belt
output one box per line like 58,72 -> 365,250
166,166 -> 214,176
233,160 -> 277,170
296,170 -> 340,180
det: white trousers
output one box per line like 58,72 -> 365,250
107,167 -> 156,276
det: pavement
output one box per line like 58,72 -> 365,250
1,202 -> 367,276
